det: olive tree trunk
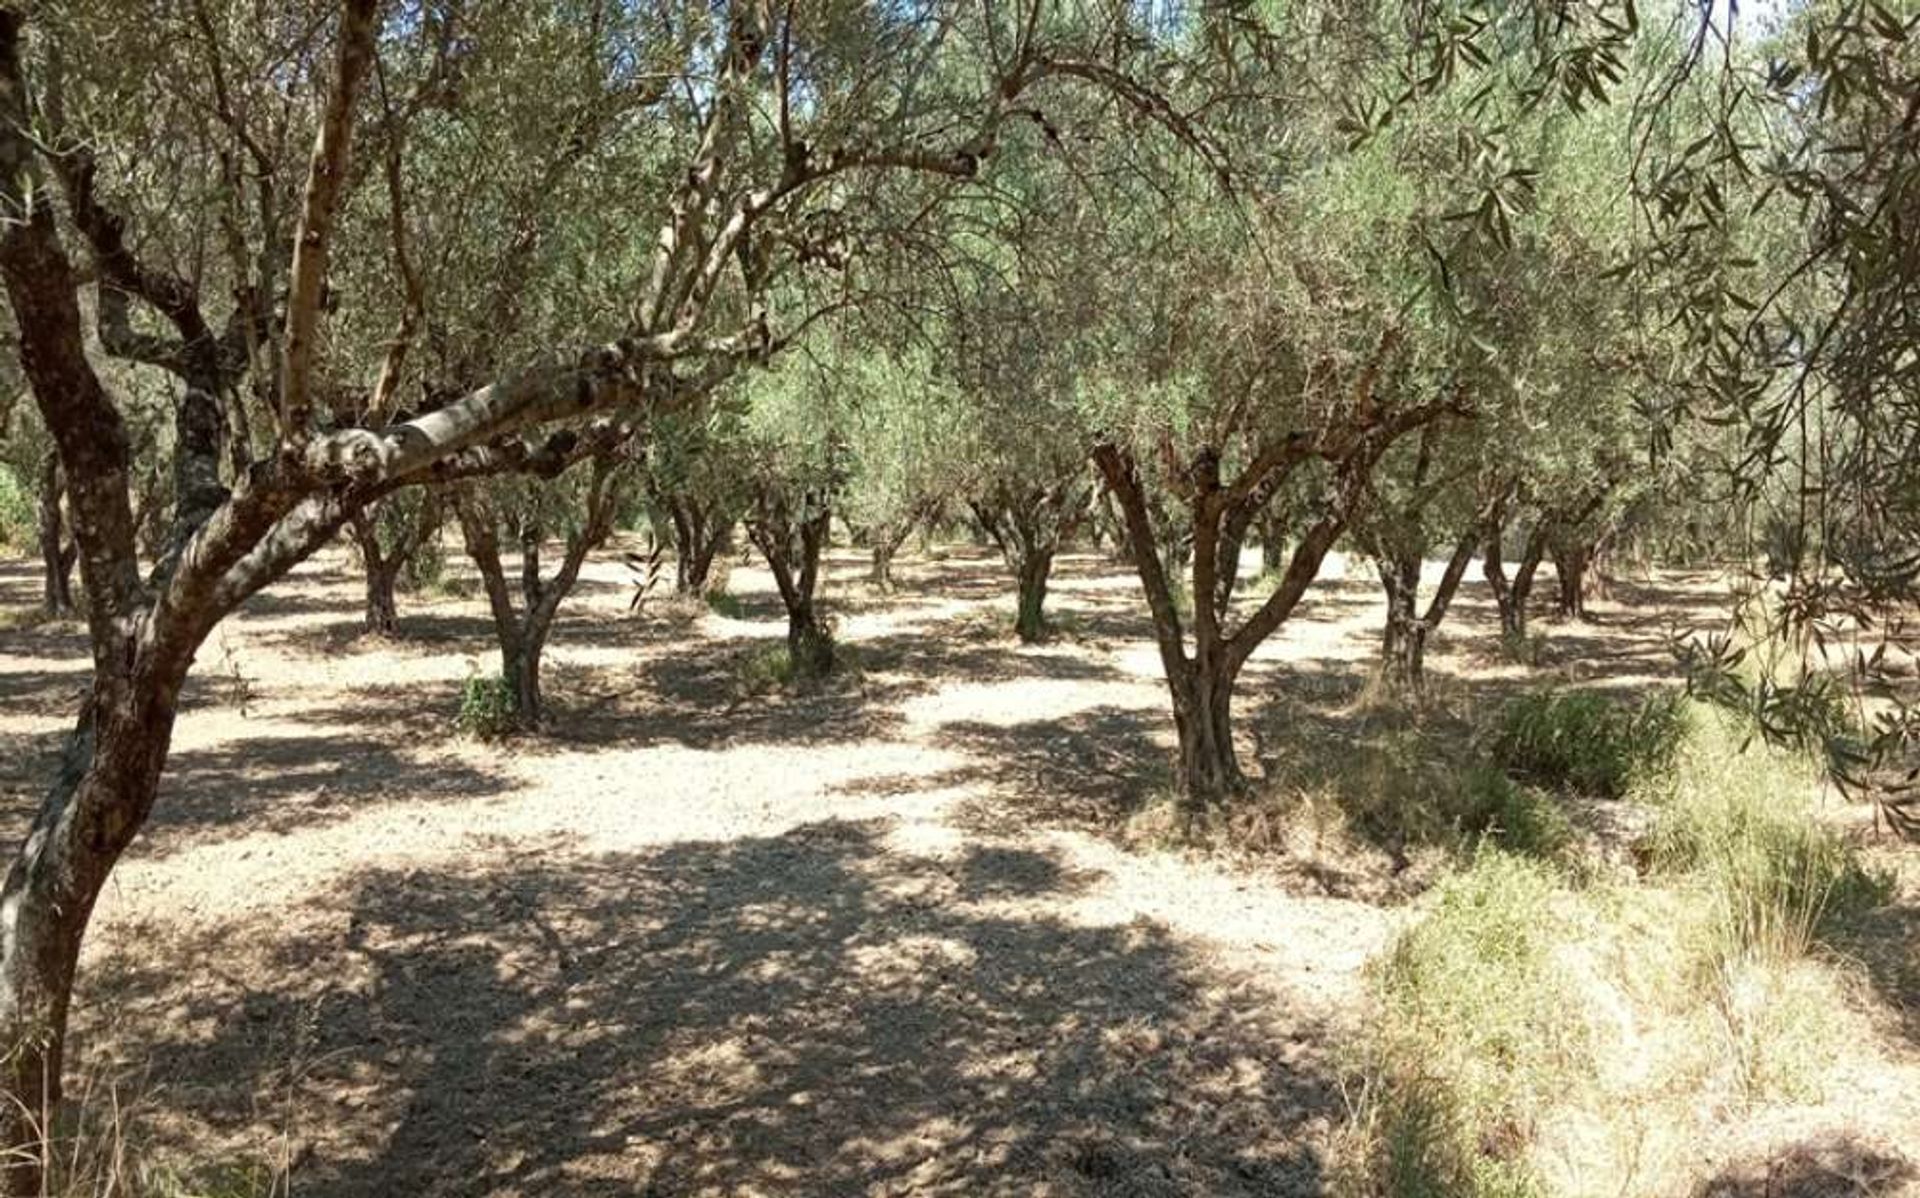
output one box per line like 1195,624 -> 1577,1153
456,461 -> 623,731
748,489 -> 836,678
35,453 -> 73,616
972,477 -> 1091,643
1090,340 -> 1459,820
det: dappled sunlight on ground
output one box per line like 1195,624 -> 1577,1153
0,541 -> 1896,1195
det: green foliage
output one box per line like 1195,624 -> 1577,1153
1342,852 -> 1581,1198
1451,767 -> 1573,861
0,463 -> 30,549
455,670 -> 517,739
737,643 -> 798,694
1634,704 -> 1892,967
1270,721 -> 1574,867
400,526 -> 446,593
1490,689 -> 1685,798
704,589 -> 746,620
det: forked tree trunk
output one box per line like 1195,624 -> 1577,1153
973,480 -> 1089,643
749,493 -> 835,679
662,492 -> 731,595
1373,520 -> 1480,694
1485,515 -> 1547,640
350,513 -> 403,635
1094,443 -> 1358,823
866,519 -> 916,593
1088,336 -> 1452,821
456,462 -> 623,731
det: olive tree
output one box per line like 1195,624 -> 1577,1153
0,0 -> 1222,1178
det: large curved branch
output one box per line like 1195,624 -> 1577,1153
280,0 -> 381,442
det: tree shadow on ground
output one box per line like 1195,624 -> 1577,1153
1693,1132 -> 1915,1197
138,733 -> 517,856
82,819 -> 1341,1197
923,706 -> 1172,834
1830,899 -> 1920,1050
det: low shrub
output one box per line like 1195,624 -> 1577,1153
704,589 -> 746,619
1450,767 -> 1573,861
455,670 -> 517,738
736,642 -> 796,693
1491,689 -> 1684,798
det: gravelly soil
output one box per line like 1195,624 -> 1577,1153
0,542 -> 1810,1195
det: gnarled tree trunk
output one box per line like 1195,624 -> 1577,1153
1554,543 -> 1590,621
456,460 -> 624,731
973,478 -> 1090,643
348,496 -> 439,635
659,488 -> 732,595
1090,336 -> 1457,820
748,487 -> 835,678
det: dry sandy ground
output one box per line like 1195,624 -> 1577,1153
0,541 -> 1900,1195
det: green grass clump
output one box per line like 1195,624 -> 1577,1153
1341,851 -> 1583,1197
1635,703 -> 1891,966
455,670 -> 518,738
704,589 -> 746,619
737,642 -> 797,692
1491,689 -> 1684,798
1450,766 -> 1573,861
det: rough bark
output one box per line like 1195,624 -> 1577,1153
0,7 -> 1203,1180
748,488 -> 835,678
349,512 -> 404,635
1374,524 -> 1478,693
1484,500 -> 1547,641
456,462 -> 623,730
972,478 -> 1090,643
1089,338 -> 1457,819
657,488 -> 733,595
1554,544 -> 1590,621
1014,549 -> 1054,642
348,497 -> 438,635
